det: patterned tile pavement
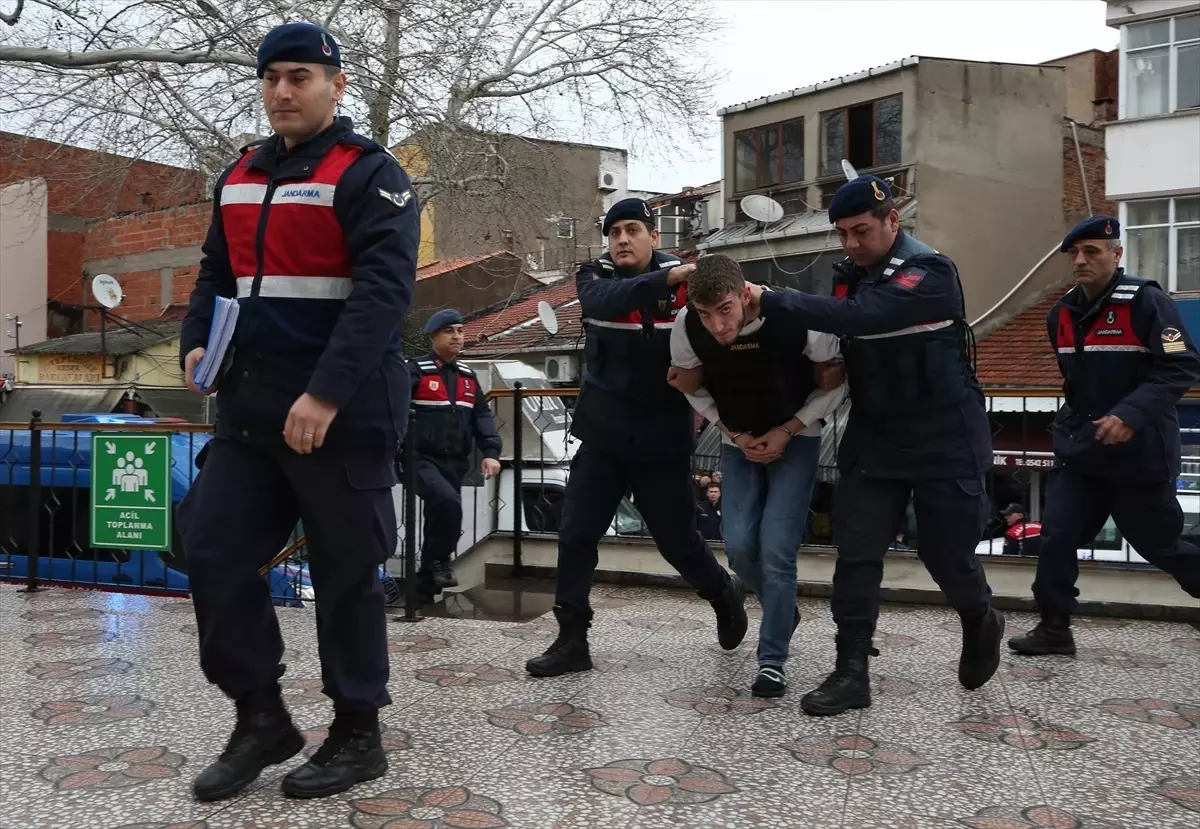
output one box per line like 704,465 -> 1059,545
2,583 -> 1198,829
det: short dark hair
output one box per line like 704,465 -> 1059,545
869,198 -> 896,221
323,64 -> 341,80
689,254 -> 744,306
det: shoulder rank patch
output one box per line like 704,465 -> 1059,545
378,187 -> 413,209
893,270 -> 924,290
1161,326 -> 1187,354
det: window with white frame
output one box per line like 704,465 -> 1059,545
655,210 -> 686,249
555,217 -> 574,239
1124,13 -> 1200,118
1124,196 -> 1200,292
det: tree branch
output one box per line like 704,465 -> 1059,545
0,0 -> 25,26
0,45 -> 255,68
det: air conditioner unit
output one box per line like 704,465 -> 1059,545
544,355 -> 579,381
597,169 -> 620,191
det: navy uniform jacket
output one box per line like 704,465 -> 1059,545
759,232 -> 991,480
1047,269 -> 1200,481
180,117 -> 419,449
407,353 -> 502,467
572,249 -> 694,457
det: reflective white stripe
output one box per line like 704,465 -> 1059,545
221,183 -> 269,205
271,182 -> 337,207
883,267 -> 896,276
413,399 -> 452,407
1057,347 -> 1074,354
856,320 -> 954,340
1057,345 -> 1150,353
1112,292 -> 1138,301
583,317 -> 673,330
455,400 -> 474,409
660,259 -> 682,267
235,275 -> 352,300
889,257 -> 905,265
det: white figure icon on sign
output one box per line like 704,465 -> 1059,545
105,449 -> 157,502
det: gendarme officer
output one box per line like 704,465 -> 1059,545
1009,216 -> 1200,656
525,198 -> 748,677
177,22 -> 419,802
742,175 -> 1004,715
408,308 -> 502,594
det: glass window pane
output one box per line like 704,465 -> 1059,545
759,125 -> 780,187
1176,14 -> 1200,42
1126,47 -> 1170,118
1127,199 -> 1170,226
781,119 -> 805,183
1128,19 -> 1170,49
874,96 -> 902,166
1178,197 -> 1200,223
735,131 -> 756,192
1178,226 -> 1200,292
1127,226 -> 1170,282
821,110 -> 845,177
1178,44 -> 1200,110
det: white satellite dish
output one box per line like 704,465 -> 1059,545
537,300 -> 559,335
841,159 -> 859,181
91,273 -> 124,310
740,194 -> 784,224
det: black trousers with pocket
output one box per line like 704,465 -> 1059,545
178,438 -> 397,711
831,466 -> 994,638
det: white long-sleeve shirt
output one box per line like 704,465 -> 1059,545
670,300 -> 847,444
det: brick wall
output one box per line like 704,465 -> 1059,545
0,132 -> 206,219
47,230 -> 85,302
81,203 -> 211,321
1062,131 -> 1114,229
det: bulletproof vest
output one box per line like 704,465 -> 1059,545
684,304 -> 817,436
1052,272 -> 1156,419
834,235 -> 972,418
410,356 -> 478,457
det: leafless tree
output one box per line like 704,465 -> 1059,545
0,0 -> 723,201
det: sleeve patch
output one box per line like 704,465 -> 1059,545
1161,326 -> 1187,353
378,187 -> 413,209
893,270 -> 925,290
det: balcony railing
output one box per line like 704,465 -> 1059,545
3,389 -> 1186,619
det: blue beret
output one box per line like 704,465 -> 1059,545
1061,215 -> 1120,252
257,23 -> 341,78
828,175 -> 892,223
602,197 -> 655,236
423,308 -> 463,336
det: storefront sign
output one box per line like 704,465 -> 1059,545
36,354 -> 104,383
993,454 -> 1054,469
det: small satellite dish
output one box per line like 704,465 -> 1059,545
841,159 -> 859,181
740,194 -> 784,224
537,300 -> 559,335
91,273 -> 124,310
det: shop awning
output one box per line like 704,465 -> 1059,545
0,386 -> 126,424
132,387 -> 208,423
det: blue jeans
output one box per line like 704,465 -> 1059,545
721,435 -> 821,667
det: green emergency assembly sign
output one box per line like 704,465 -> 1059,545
90,434 -> 172,551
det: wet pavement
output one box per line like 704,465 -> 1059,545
1,580 -> 1198,829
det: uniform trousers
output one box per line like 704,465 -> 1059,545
832,466 -> 993,637
178,438 -> 396,710
1033,467 -> 1200,615
413,454 -> 466,568
555,443 -> 730,614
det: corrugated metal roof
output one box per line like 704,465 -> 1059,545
717,57 -> 919,116
0,386 -> 126,422
9,321 -> 181,356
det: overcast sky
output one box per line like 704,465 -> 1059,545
629,0 -> 1119,194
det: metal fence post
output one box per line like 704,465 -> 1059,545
22,409 -> 43,593
401,408 -> 421,621
512,382 -> 524,577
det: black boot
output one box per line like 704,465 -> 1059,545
525,606 -> 594,677
431,560 -> 459,589
704,572 -> 749,650
281,708 -> 388,799
192,686 -> 305,802
800,635 -> 877,716
958,606 -> 1005,690
1008,614 -> 1075,656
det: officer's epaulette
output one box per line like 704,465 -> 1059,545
657,255 -> 683,268
239,138 -> 268,156
596,254 -> 615,273
1110,277 -> 1151,304
415,359 -> 438,374
456,363 -> 475,376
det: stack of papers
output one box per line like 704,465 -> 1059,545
193,296 -> 240,392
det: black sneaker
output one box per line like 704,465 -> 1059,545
281,712 -> 388,799
751,664 -> 787,698
192,690 -> 305,802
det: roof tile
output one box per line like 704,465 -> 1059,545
417,249 -> 512,281
976,285 -> 1068,389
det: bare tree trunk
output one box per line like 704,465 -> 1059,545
368,3 -> 403,146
